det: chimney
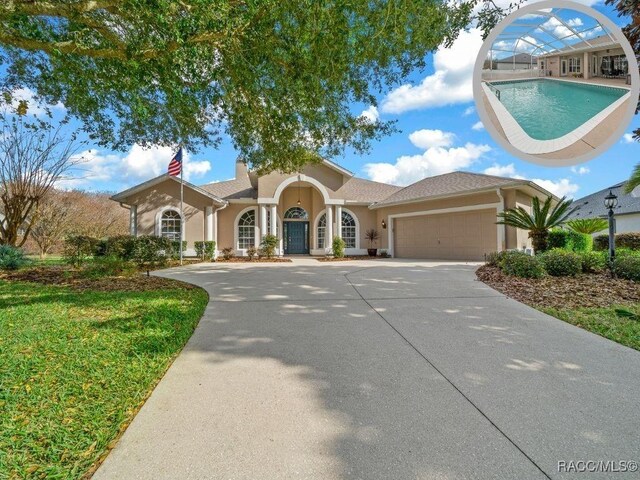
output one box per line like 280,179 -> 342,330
235,159 -> 248,179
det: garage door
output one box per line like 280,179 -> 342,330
393,209 -> 497,261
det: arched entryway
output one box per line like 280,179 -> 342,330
283,207 -> 309,254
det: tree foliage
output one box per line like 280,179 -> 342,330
496,196 -> 577,253
0,0 -> 494,173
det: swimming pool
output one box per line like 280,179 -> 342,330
488,79 -> 627,140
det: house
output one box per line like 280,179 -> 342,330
492,53 -> 537,70
567,181 -> 640,234
537,34 -> 629,80
111,159 -> 556,260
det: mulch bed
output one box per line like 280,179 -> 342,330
317,255 -> 383,262
215,257 -> 292,263
0,266 -> 196,292
476,265 -> 640,309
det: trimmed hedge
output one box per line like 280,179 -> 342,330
194,241 -> 216,260
63,235 -> 98,267
332,236 -> 346,258
580,251 -> 607,273
547,230 -> 569,250
501,251 -> 545,278
612,255 -> 640,282
594,232 -> 640,251
567,230 -> 589,252
539,249 -> 582,277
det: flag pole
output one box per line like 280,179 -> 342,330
180,147 -> 184,266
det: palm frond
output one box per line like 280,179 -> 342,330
625,162 -> 640,194
567,218 -> 608,234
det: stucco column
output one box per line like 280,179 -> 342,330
260,204 -> 267,239
129,205 -> 137,236
213,209 -> 219,257
326,205 -> 333,249
205,206 -> 214,241
335,205 -> 342,239
583,51 -> 590,80
270,205 -> 277,236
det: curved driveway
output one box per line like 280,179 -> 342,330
94,259 -> 640,480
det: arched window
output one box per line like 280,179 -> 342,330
316,214 -> 327,249
160,210 -> 181,241
237,210 -> 256,249
341,211 -> 357,248
284,207 -> 308,220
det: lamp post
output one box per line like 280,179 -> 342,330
604,189 -> 618,263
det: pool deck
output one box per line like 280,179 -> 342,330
482,76 -> 631,161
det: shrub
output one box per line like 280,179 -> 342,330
567,230 -> 590,252
485,251 -> 506,267
332,236 -> 346,258
83,256 -> 137,278
580,251 -> 607,273
260,234 -> 279,259
95,235 -> 137,260
131,235 -> 171,271
169,240 -> 187,259
194,241 -> 216,261
247,246 -> 257,260
593,234 -> 608,251
539,249 -> 582,277
617,233 -> 640,251
63,235 -> 98,267
612,255 -> 640,282
221,247 -> 234,260
547,229 -> 569,250
0,245 -> 28,270
500,251 -> 545,278
378,249 -> 390,258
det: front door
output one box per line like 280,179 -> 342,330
284,221 -> 309,254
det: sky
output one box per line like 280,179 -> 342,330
9,0 -> 640,200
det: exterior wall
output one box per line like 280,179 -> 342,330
495,62 -> 533,70
258,163 -> 346,199
216,203 -> 258,253
540,48 -> 626,78
614,213 -> 640,234
127,180 -> 216,254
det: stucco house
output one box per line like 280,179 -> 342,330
111,159 -> 555,260
568,181 -> 640,234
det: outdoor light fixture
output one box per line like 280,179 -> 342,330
381,219 -> 387,229
297,174 -> 302,205
604,189 -> 618,263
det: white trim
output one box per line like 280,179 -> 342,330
229,198 -> 258,204
111,173 -> 226,205
234,206 -> 259,255
341,207 -> 360,250
482,79 -> 631,154
205,206 -> 214,242
387,203 -> 501,257
155,206 -> 185,241
259,174 -> 346,206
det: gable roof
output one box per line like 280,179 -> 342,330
370,171 -> 553,208
568,181 -> 640,219
495,53 -> 537,64
111,174 -> 226,204
336,177 -> 402,203
199,176 -> 257,200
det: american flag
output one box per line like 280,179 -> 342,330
167,147 -> 183,176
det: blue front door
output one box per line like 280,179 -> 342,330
284,221 -> 309,254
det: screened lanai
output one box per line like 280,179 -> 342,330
484,7 -> 626,81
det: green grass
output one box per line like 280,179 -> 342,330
542,304 -> 640,351
25,255 -> 67,267
0,280 -> 208,479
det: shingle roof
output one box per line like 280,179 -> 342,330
372,171 -> 524,207
336,177 -> 402,203
568,181 -> 640,219
540,34 -> 618,57
199,177 -> 257,200
495,53 -> 537,64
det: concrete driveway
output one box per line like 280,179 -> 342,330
94,259 -> 640,480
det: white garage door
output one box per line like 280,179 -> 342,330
393,209 -> 498,261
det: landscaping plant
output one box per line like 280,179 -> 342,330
539,249 -> 582,277
566,218 -> 608,235
496,196 -> 576,253
580,251 -> 607,274
0,245 -> 28,270
547,230 -> 569,250
332,236 -> 346,258
594,232 -> 640,251
221,247 -> 235,260
365,229 -> 379,256
612,255 -> 640,282
260,234 -> 279,259
63,235 -> 98,267
82,256 -> 137,279
131,236 -> 171,273
500,250 -> 545,279
247,247 -> 257,260
194,241 -> 216,261
170,240 -> 188,260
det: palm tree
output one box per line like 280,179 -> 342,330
496,196 -> 576,253
625,163 -> 640,194
566,218 -> 608,234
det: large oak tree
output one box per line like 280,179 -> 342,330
0,0 -> 485,173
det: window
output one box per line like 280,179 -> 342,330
284,207 -> 308,220
238,209 -> 256,249
160,210 -> 181,241
568,57 -> 581,73
341,211 -> 356,248
317,214 -> 326,249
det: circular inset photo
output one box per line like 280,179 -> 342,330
473,0 -> 640,166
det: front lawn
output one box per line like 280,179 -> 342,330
0,277 -> 208,479
477,265 -> 640,351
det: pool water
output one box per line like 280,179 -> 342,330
489,79 -> 627,140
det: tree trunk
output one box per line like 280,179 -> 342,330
529,231 -> 548,254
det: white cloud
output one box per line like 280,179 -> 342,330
570,166 -> 590,175
360,105 -> 379,123
4,87 -> 66,117
463,106 -> 475,117
365,129 -> 491,185
64,144 -> 211,190
408,129 -> 455,149
381,28 -> 484,113
623,133 -> 636,143
483,163 -> 579,197
472,121 -> 484,131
